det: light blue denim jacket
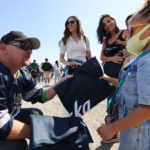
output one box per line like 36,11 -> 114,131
116,48 -> 150,150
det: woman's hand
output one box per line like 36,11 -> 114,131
115,39 -> 126,46
68,61 -> 79,68
99,74 -> 118,87
111,54 -> 124,64
97,123 -> 117,141
121,49 -> 131,57
63,74 -> 74,81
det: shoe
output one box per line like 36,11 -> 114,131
101,136 -> 120,143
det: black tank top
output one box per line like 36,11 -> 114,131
104,30 -> 125,57
103,30 -> 126,78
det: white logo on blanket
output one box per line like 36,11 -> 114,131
70,100 -> 91,117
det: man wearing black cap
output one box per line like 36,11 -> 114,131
0,31 -> 73,150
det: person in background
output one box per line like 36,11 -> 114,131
59,16 -> 92,75
27,59 -> 39,81
38,62 -> 44,83
97,14 -> 128,78
0,31 -> 73,150
122,14 -> 137,67
42,58 -> 53,86
54,60 -> 61,83
97,14 -> 128,143
97,0 -> 150,149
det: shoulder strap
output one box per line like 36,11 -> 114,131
117,30 -> 125,41
83,35 -> 86,43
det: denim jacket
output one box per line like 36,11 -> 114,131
116,48 -> 150,150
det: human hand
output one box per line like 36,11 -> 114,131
121,49 -> 131,57
115,39 -> 123,45
99,74 -> 109,80
97,123 -> 116,141
68,62 -> 79,69
63,74 -> 74,81
99,74 -> 118,87
115,40 -> 126,46
111,54 -> 123,64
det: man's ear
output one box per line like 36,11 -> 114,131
0,43 -> 7,51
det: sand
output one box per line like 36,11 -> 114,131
22,80 -> 119,150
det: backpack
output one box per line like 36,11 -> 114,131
30,69 -> 39,79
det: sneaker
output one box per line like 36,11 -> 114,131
101,136 -> 120,144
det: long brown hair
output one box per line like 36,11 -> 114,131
138,0 -> 150,19
62,16 -> 84,45
130,0 -> 150,23
96,14 -> 120,44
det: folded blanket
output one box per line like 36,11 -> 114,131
54,57 -> 115,117
29,115 -> 93,150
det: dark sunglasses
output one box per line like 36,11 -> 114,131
67,20 -> 76,25
7,42 -> 32,51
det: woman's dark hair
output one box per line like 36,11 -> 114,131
96,14 -> 120,44
125,14 -> 133,26
62,16 -> 84,45
55,60 -> 59,67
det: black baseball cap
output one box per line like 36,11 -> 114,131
0,31 -> 40,49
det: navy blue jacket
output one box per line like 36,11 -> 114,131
0,62 -> 43,139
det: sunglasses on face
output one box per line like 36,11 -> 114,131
7,42 -> 32,51
67,20 -> 76,25
127,23 -> 150,38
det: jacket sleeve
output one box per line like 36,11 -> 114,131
0,75 -> 13,140
20,68 -> 43,103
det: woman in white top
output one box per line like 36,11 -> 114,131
54,60 -> 61,83
60,16 -> 92,75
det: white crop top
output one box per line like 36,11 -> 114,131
60,36 -> 91,62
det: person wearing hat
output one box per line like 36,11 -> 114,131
0,31 -> 73,150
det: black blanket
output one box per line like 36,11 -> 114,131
29,115 -> 93,150
54,57 -> 115,117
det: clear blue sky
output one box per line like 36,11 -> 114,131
0,0 -> 144,65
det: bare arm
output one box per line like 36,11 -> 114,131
97,105 -> 150,141
7,120 -> 30,140
60,53 -> 69,65
86,51 -> 92,59
60,53 -> 78,68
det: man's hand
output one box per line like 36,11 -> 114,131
45,75 -> 74,100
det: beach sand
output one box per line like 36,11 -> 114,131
22,80 -> 119,150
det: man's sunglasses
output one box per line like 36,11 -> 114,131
67,20 -> 76,25
7,42 -> 32,51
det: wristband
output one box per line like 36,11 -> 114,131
42,89 -> 49,103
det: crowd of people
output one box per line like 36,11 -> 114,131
0,0 -> 150,149
27,58 -> 64,86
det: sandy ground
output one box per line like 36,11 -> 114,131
22,79 -> 119,150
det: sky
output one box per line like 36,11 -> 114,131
0,0 -> 144,65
